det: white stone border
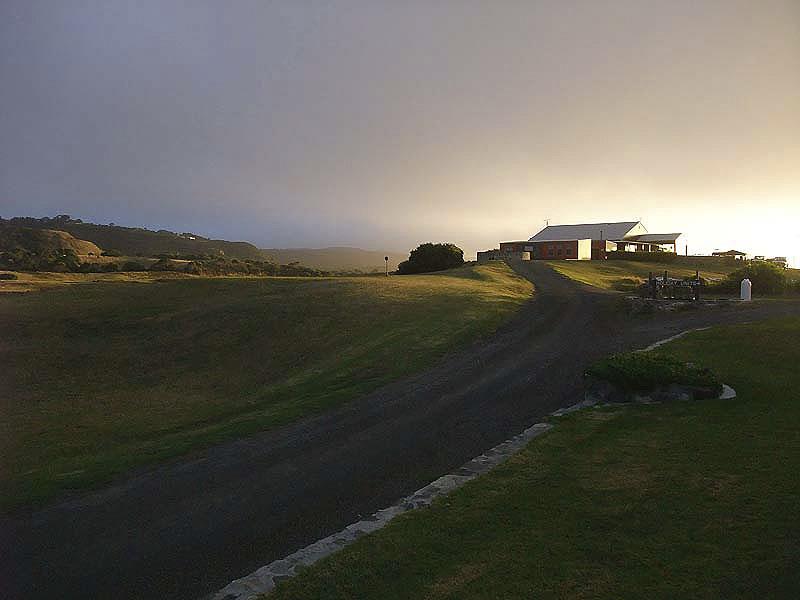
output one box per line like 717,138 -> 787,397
206,422 -> 553,600
206,326 -> 736,600
637,327 -> 710,352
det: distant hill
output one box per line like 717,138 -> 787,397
1,216 -> 407,272
261,247 -> 407,272
1,216 -> 264,260
0,226 -> 102,256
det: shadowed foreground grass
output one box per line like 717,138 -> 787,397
0,263 -> 531,511
268,317 -> 800,599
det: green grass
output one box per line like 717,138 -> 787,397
0,263 -> 532,511
267,317 -> 800,599
546,259 -> 737,292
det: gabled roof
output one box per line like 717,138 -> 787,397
712,249 -> 747,256
626,233 -> 682,243
529,221 -> 644,242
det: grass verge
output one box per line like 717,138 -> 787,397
0,263 -> 532,511
267,317 -> 800,599
546,259 -> 736,292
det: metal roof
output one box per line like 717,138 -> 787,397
712,249 -> 747,256
529,221 -> 644,242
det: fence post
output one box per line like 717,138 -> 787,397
695,270 -> 700,301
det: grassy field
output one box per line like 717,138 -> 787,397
545,259 -> 738,292
0,269 -> 188,293
0,263 -> 532,511
268,317 -> 800,599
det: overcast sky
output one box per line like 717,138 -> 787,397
1,1 -> 798,263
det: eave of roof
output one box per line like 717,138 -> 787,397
626,233 -> 682,243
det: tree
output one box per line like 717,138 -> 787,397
397,243 -> 464,274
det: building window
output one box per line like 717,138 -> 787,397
557,248 -> 563,256
566,248 -> 572,256
548,249 -> 554,257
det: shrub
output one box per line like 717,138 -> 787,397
718,261 -> 787,295
149,258 -> 178,271
586,352 -> 721,395
101,249 -> 122,257
397,243 -> 464,274
119,261 -> 147,272
0,272 -> 18,280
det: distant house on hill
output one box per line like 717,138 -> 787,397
768,257 -> 788,269
712,249 -> 748,260
480,221 -> 682,261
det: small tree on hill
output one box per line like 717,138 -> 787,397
397,243 -> 464,274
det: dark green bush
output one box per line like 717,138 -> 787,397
119,261 -> 147,272
712,261 -> 787,295
0,272 -> 18,280
586,352 -> 721,394
397,243 -> 464,274
149,258 -> 178,271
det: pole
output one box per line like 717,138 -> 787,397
385,256 -> 389,277
695,269 -> 700,301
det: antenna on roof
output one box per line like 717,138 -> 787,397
545,218 -> 550,227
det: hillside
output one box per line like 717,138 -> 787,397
0,263 -> 532,509
261,247 -> 407,272
0,226 -> 102,256
2,217 -> 407,270
2,216 -> 264,260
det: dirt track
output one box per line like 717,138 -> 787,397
2,262 -> 798,599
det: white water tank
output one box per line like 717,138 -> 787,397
740,278 -> 752,301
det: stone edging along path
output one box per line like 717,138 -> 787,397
207,422 -> 553,600
207,328 -> 736,600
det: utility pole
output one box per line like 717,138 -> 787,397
385,256 -> 389,277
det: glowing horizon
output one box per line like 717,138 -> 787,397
1,1 -> 798,267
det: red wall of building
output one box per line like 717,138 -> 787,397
499,240 -> 580,259
537,241 -> 578,259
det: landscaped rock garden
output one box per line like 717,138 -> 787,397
584,352 -> 723,404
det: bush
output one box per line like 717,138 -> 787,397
0,272 -> 18,280
586,352 -> 721,395
101,249 -> 122,257
149,258 -> 178,272
397,243 -> 464,274
714,261 -> 787,295
119,261 -> 147,272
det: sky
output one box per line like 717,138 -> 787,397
1,1 -> 798,265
